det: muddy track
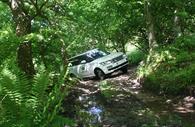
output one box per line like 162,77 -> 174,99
67,67 -> 195,127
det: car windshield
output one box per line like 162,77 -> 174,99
86,49 -> 108,59
68,49 -> 109,65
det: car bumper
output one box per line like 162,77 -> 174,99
108,61 -> 128,71
104,61 -> 128,74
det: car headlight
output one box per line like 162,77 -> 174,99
100,60 -> 112,65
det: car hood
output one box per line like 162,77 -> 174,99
93,52 -> 124,63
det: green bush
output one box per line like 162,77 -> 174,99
127,49 -> 146,66
138,35 -> 195,95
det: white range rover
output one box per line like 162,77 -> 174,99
68,49 -> 128,79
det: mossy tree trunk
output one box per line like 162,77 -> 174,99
145,1 -> 158,52
173,7 -> 184,38
9,0 -> 35,77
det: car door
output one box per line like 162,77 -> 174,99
77,63 -> 86,78
77,55 -> 89,78
69,58 -> 81,77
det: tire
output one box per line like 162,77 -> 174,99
121,66 -> 128,74
94,68 -> 105,80
69,73 -> 80,80
69,73 -> 76,78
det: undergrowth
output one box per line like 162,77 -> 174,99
0,59 -> 75,127
138,34 -> 195,95
127,49 -> 146,66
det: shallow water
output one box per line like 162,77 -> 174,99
73,72 -> 195,126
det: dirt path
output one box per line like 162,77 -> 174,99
71,67 -> 195,127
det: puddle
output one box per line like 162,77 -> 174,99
70,71 -> 195,126
88,106 -> 103,124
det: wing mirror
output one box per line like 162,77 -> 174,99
68,63 -> 72,67
81,60 -> 86,64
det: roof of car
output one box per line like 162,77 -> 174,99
68,48 -> 98,61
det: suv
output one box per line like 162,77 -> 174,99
68,49 -> 128,79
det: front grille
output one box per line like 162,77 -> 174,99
112,55 -> 123,62
108,61 -> 128,71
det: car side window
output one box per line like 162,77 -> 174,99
78,55 -> 88,64
69,54 -> 94,66
71,56 -> 86,65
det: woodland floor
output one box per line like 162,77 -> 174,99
68,67 -> 195,127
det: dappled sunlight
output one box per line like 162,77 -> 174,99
0,0 -> 195,126
76,67 -> 195,122
172,96 -> 195,114
138,49 -> 176,77
174,106 -> 194,114
1,68 -> 17,81
72,67 -> 195,126
71,67 -> 152,126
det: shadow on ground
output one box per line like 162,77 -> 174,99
67,67 -> 195,127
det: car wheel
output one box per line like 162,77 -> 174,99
70,73 -> 76,78
69,73 -> 80,80
121,66 -> 128,74
95,69 -> 105,80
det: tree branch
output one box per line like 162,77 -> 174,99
0,0 -> 9,3
30,0 -> 39,11
30,0 -> 49,20
40,0 -> 49,10
19,0 -> 29,15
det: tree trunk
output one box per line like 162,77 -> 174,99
17,41 -> 35,77
145,1 -> 158,51
174,9 -> 182,37
61,40 -> 68,72
10,0 -> 35,77
120,38 -> 126,53
40,43 -> 48,69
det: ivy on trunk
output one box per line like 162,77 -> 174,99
8,0 -> 35,77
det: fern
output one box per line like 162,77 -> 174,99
0,62 -> 74,127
